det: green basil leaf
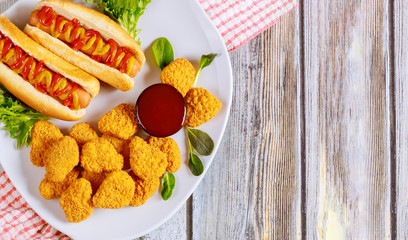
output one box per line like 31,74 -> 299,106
186,127 -> 214,156
199,53 -> 217,69
160,172 -> 175,201
152,37 -> 174,69
188,152 -> 204,176
193,53 -> 217,86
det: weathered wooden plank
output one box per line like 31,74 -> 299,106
303,1 -> 391,239
0,0 -> 17,13
190,10 -> 301,240
394,1 -> 408,239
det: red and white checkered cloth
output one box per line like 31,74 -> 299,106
0,171 -> 70,240
0,0 -> 297,239
200,0 -> 298,51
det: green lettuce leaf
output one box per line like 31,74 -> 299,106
0,85 -> 51,149
84,0 -> 151,43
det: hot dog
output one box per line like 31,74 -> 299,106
24,0 -> 146,91
0,15 -> 100,121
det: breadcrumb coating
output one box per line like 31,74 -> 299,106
160,58 -> 195,96
44,136 -> 79,182
81,138 -> 124,173
129,136 -> 167,180
147,136 -> 181,173
30,120 -> 63,167
98,103 -> 138,139
92,171 -> 135,209
101,133 -> 131,170
39,168 -> 80,200
81,170 -> 107,194
60,178 -> 94,223
69,122 -> 98,148
128,171 -> 160,207
184,88 -> 222,128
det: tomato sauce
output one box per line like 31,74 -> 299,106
136,84 -> 186,137
38,6 -> 56,27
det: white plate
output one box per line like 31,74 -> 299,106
0,0 -> 232,239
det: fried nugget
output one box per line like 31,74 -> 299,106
30,120 -> 63,167
101,133 -> 131,170
128,171 -> 160,207
129,136 -> 167,180
160,58 -> 195,96
98,103 -> 138,139
184,88 -> 222,127
147,136 -> 181,173
92,171 -> 135,209
69,122 -> 98,148
60,178 -> 93,223
44,136 -> 79,182
39,168 -> 80,200
80,138 -> 124,173
81,170 -> 107,194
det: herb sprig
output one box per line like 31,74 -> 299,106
160,172 -> 175,200
187,137 -> 204,176
186,127 -> 214,156
185,126 -> 214,176
152,37 -> 174,69
193,53 -> 217,87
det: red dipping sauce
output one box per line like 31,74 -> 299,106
136,83 -> 186,137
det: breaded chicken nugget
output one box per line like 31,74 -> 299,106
101,133 -> 131,170
69,122 -> 98,148
98,103 -> 138,139
39,168 -> 80,200
128,171 -> 160,207
60,178 -> 93,223
147,136 -> 181,173
81,170 -> 107,194
184,88 -> 222,127
92,171 -> 135,209
81,138 -> 124,173
30,120 -> 63,167
160,58 -> 195,97
160,58 -> 195,96
129,136 -> 167,180
44,136 -> 79,182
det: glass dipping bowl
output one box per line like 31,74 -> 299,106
136,83 -> 186,137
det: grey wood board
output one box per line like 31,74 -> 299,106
394,1 -> 408,239
303,1 -> 391,239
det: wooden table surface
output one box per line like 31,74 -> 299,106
2,0 -> 408,239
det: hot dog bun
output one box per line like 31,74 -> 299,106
0,15 -> 100,121
24,0 -> 146,91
